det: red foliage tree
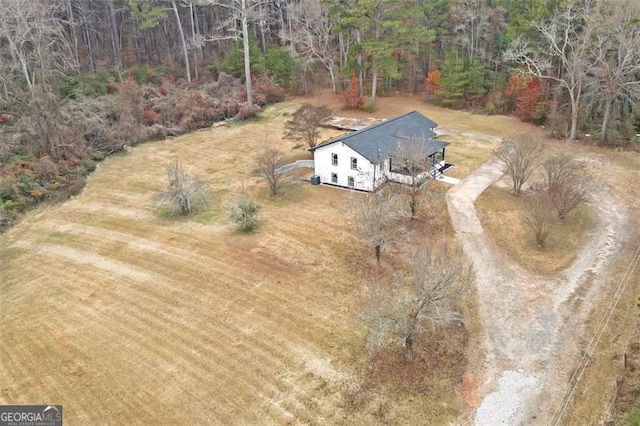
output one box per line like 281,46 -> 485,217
425,70 -> 441,101
341,76 -> 360,109
516,78 -> 545,123
503,74 -> 530,101
503,74 -> 545,123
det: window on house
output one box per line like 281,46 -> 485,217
351,157 -> 358,170
348,176 -> 355,187
331,173 -> 338,184
331,153 -> 338,166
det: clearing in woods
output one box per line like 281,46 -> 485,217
0,93 -> 637,424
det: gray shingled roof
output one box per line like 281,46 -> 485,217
311,111 -> 447,163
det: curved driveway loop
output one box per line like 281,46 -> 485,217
446,157 -> 627,425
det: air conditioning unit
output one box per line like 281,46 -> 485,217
310,175 -> 321,185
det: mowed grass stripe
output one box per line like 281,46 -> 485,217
30,220 -> 231,273
7,266 -> 258,424
82,298 -> 255,423
19,233 -> 338,362
15,197 -> 360,360
18,243 -> 316,370
1,305 -> 123,422
45,289 -> 237,425
261,373 -> 339,424
64,202 -> 152,221
6,248 -> 346,422
3,230 -> 350,410
3,240 -> 344,422
24,225 -> 346,340
0,277 -> 120,421
84,281 -> 338,424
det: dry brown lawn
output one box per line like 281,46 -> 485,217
0,95 -> 513,424
558,145 -> 640,424
2,92 -> 634,424
0,107 -> 364,424
475,186 -> 595,275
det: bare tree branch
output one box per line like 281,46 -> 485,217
365,241 -> 473,361
497,133 -> 545,196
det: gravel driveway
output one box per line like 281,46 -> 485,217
446,156 -> 627,425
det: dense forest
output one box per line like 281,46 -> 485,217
0,0 -> 639,228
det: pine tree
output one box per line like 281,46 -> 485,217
436,49 -> 468,108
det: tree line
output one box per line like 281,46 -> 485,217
2,0 -> 639,138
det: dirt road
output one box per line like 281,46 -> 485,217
447,157 -> 627,424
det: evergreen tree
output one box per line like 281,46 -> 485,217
466,59 -> 489,105
219,36 -> 263,78
436,49 -> 468,108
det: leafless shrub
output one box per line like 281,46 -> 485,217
524,192 -> 557,248
226,191 -> 261,232
255,148 -> 289,196
19,90 -> 84,160
497,133 -> 545,196
550,179 -> 587,220
154,161 -> 211,216
365,241 -> 473,361
541,153 -> 579,193
348,187 -> 405,265
542,153 -> 587,219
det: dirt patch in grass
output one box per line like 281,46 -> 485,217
475,186 -> 595,275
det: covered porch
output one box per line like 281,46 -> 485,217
386,146 -> 452,184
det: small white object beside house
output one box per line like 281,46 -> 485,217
309,111 -> 451,191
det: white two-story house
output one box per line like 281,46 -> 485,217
309,111 -> 450,191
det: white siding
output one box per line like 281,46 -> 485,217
313,143 -> 379,191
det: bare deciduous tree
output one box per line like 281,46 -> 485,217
0,0 -> 77,97
450,0 -> 497,62
550,179 -> 586,221
201,0 -> 270,108
505,4 -> 595,140
541,153 -> 578,193
497,133 -> 545,196
348,187 -> 404,265
284,0 -> 340,93
365,241 -> 472,361
255,148 -> 288,196
541,153 -> 586,220
393,137 -> 432,219
154,161 -> 211,215
524,192 -> 557,248
587,0 -> 640,143
284,104 -> 331,149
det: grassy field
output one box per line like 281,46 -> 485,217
0,96 -> 511,424
1,93 -> 635,424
